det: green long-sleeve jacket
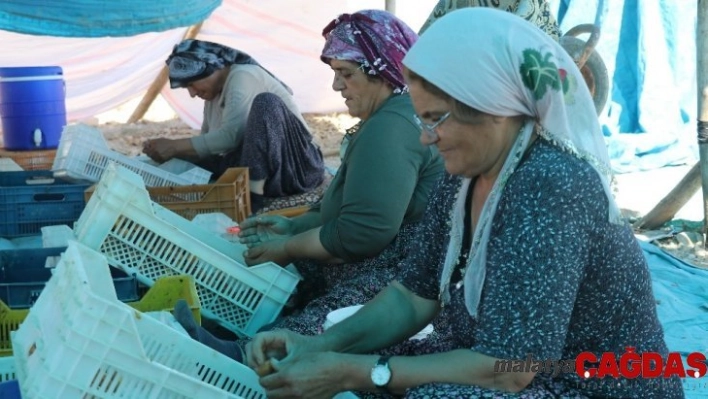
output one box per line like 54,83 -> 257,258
308,94 -> 443,262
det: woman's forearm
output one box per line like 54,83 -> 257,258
318,283 -> 437,354
171,137 -> 200,160
318,285 -> 535,393
289,211 -> 322,235
338,349 -> 535,395
284,227 -> 342,263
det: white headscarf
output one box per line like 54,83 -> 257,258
402,8 -> 621,317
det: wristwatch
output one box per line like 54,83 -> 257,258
370,355 -> 393,393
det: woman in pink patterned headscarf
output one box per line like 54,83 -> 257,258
320,10 -> 418,95
237,8 -> 442,331
172,9 -> 443,372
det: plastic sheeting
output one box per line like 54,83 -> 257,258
0,0 -> 222,37
0,1 -> 352,126
550,0 -> 699,173
639,240 -> 708,398
0,0 -> 438,129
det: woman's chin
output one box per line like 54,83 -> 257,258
443,161 -> 469,178
343,105 -> 359,118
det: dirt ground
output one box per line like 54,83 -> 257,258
97,113 -> 354,172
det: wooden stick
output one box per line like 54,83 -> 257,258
633,163 -> 701,230
385,0 -> 396,14
127,22 -> 204,124
263,205 -> 310,218
322,148 -> 339,158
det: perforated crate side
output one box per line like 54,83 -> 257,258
0,171 -> 89,237
94,213 -> 298,337
74,164 -> 298,337
52,125 -> 211,186
84,167 -> 251,222
143,167 -> 251,222
0,301 -> 29,357
0,357 -> 14,382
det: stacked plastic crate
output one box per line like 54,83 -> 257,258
1,124 -> 237,393
51,124 -> 211,186
74,163 -> 300,338
11,241 -> 265,398
0,167 -> 94,385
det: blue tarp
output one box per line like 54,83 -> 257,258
550,0 -> 699,173
0,0 -> 222,37
640,240 -> 708,398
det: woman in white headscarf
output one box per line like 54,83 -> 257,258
243,8 -> 685,399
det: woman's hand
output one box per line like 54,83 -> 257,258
239,215 -> 295,248
259,352 -> 348,399
244,239 -> 291,266
143,138 -> 178,163
246,329 -> 319,369
246,330 -> 342,398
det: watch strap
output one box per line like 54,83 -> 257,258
377,355 -> 392,367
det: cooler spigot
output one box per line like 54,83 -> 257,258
33,128 -> 42,147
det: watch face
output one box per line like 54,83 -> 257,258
371,364 -> 392,386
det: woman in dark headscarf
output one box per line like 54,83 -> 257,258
172,10 -> 443,363
143,39 -> 325,212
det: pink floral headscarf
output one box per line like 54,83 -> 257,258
321,10 -> 418,94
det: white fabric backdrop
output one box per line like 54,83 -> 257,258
0,0 -> 436,129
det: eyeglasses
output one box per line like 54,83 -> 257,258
413,112 -> 450,140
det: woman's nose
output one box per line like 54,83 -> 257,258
419,130 -> 439,146
332,75 -> 345,91
187,87 -> 198,98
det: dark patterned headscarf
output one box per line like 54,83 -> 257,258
321,10 -> 418,94
166,39 -> 292,93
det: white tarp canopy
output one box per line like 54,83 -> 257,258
0,0 -> 437,129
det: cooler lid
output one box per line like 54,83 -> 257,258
0,66 -> 63,78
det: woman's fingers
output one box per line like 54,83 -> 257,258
244,245 -> 266,265
239,235 -> 261,246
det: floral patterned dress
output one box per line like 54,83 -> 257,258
361,139 -> 684,398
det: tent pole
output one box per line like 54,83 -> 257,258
634,2 -> 708,231
127,22 -> 203,124
697,0 -> 708,243
385,0 -> 396,14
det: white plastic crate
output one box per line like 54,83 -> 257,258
0,356 -> 14,382
11,241 -> 265,399
74,164 -> 301,338
0,158 -> 22,172
51,124 -> 212,186
41,224 -> 75,248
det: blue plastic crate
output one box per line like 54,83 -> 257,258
0,247 -> 139,308
0,380 -> 20,399
0,170 -> 90,238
